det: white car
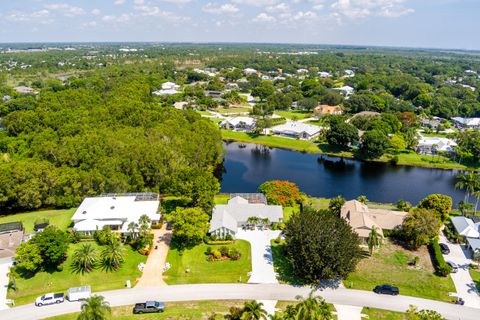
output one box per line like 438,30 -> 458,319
446,261 -> 459,273
35,293 -> 64,306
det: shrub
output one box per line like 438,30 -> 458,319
225,233 -> 233,241
205,246 -> 212,255
228,248 -> 241,260
219,246 -> 229,257
212,249 -> 222,260
429,238 -> 452,277
203,235 -> 211,243
210,233 -> 218,241
396,199 -> 412,212
57,264 -> 64,272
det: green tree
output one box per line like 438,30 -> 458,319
417,194 -> 452,222
252,81 -> 275,101
389,134 -> 406,151
367,227 -> 382,256
396,199 -> 412,212
359,130 -> 390,159
328,195 -> 346,216
401,209 -> 441,249
241,300 -> 268,320
294,291 -> 333,320
31,226 -> 69,268
457,201 -> 474,216
455,172 -> 480,203
77,295 -> 111,320
14,242 -> 43,274
357,195 -> 369,204
71,243 -> 98,274
284,207 -> 362,283
169,207 -> 210,249
406,305 -> 446,320
100,241 -> 125,271
326,120 -> 359,149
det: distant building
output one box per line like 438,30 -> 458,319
297,68 -> 309,74
314,105 -> 343,117
271,121 -> 321,140
152,82 -> 180,96
72,193 -> 160,235
2,95 -> 11,102
14,86 -> 38,94
318,71 -> 332,78
209,196 -> 283,238
416,136 -> 457,155
220,117 -> 256,132
420,116 -> 444,129
452,117 -> 480,130
344,69 -> 355,77
243,68 -> 257,75
333,85 -> 354,97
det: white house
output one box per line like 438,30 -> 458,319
333,85 -> 354,97
14,86 -> 38,94
344,69 -> 355,77
271,121 -> 321,140
416,136 -> 457,155
297,68 -> 309,74
153,82 -> 180,96
451,216 -> 480,256
243,68 -> 257,75
318,71 -> 332,78
452,117 -> 480,130
209,196 -> 283,238
220,117 -> 256,132
72,193 -> 160,235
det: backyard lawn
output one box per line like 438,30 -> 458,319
214,194 -> 230,205
345,240 -> 456,302
0,208 -> 75,233
8,242 -> 146,305
46,301 -> 247,320
469,268 -> 480,291
218,106 -> 252,114
163,240 -> 251,284
362,307 -> 406,320
274,110 -> 313,120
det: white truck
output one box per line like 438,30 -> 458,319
35,293 -> 64,306
66,286 -> 91,301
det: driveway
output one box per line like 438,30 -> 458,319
0,257 -> 13,310
3,284 -> 480,320
439,235 -> 480,308
136,226 -> 172,287
236,229 -> 281,284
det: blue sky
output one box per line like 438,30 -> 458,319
0,0 -> 478,50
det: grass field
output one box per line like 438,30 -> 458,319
362,307 -> 406,319
163,240 -> 251,284
218,107 -> 252,114
8,242 -> 146,305
214,194 -> 230,205
274,110 -> 313,120
345,240 -> 456,302
45,301 -> 247,320
0,208 -> 75,233
469,268 -> 480,291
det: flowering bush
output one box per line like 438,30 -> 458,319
259,180 -> 303,206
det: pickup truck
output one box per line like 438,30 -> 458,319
133,301 -> 165,314
35,293 -> 65,306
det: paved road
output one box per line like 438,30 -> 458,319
2,284 -> 479,320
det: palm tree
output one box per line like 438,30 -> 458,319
71,243 -> 97,274
473,190 -> 480,216
455,172 -> 479,203
457,201 -> 474,216
241,300 -> 268,320
101,240 -> 125,271
268,313 -> 284,320
77,295 -> 111,320
138,214 -> 151,236
294,291 -> 332,320
357,195 -> 368,204
367,226 -> 382,256
127,221 -> 137,239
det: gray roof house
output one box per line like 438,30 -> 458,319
451,216 -> 480,238
209,196 -> 283,238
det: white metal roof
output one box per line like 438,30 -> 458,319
272,121 -> 320,136
451,216 -> 480,238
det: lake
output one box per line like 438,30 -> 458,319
219,142 -> 465,205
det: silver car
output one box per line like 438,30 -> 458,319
446,261 -> 459,273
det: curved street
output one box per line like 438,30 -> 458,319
2,283 -> 478,320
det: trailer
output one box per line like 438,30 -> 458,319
66,286 -> 91,301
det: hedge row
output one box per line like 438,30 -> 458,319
428,238 -> 452,277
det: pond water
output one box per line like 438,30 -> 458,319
219,142 -> 465,205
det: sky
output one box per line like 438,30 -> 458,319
0,0 -> 479,50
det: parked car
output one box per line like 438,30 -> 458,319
455,297 -> 465,305
66,286 -> 91,301
35,293 -> 65,306
439,243 -> 450,254
166,222 -> 173,230
446,261 -> 459,273
374,284 -> 399,296
133,301 -> 165,314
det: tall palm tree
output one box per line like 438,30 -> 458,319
241,300 -> 268,320
138,214 -> 151,236
474,190 -> 480,216
367,226 -> 382,256
71,243 -> 97,274
455,172 -> 479,203
294,291 -> 332,320
127,221 -> 137,239
77,295 -> 111,320
101,240 -> 125,271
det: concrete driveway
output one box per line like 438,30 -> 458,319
439,235 -> 480,308
236,229 -> 281,284
0,257 -> 14,310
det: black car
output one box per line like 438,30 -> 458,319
133,301 -> 165,314
166,222 -> 173,230
439,243 -> 450,254
374,284 -> 399,296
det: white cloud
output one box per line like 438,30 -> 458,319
134,4 -> 190,23
6,9 -> 50,22
133,0 -> 145,4
253,12 -> 276,22
331,0 -> 414,19
91,9 -> 101,16
82,21 -> 97,28
266,3 -> 290,13
44,4 -> 85,17
202,3 -> 240,15
114,0 -> 126,5
233,0 -> 278,6
160,0 -> 193,4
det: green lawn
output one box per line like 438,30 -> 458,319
8,242 -> 147,305
45,301 -> 247,320
0,208 -> 75,233
163,240 -> 252,284
282,206 -> 299,222
345,240 -> 456,302
214,194 -> 231,205
218,107 -> 252,114
274,110 -> 313,120
469,268 -> 480,291
196,110 -> 213,116
362,307 -> 406,320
